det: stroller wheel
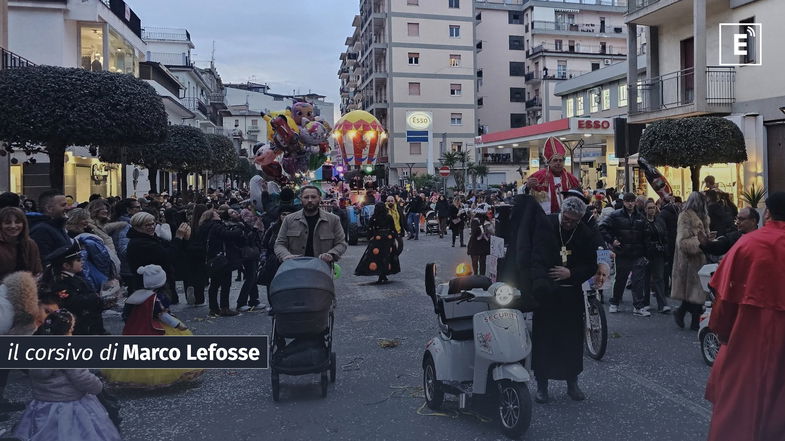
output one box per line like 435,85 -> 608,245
330,352 -> 336,383
320,372 -> 328,398
271,372 -> 280,402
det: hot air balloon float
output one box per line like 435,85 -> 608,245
331,110 -> 387,170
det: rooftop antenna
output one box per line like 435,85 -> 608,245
210,40 -> 216,70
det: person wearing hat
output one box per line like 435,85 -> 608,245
704,192 -> 785,441
102,264 -> 203,389
599,192 -> 650,316
40,242 -> 115,335
526,137 -> 581,215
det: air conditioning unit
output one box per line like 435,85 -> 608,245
603,59 -> 612,65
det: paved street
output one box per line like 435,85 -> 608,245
2,233 -> 712,441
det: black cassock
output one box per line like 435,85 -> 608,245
530,214 -> 600,381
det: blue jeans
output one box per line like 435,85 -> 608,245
407,213 -> 420,239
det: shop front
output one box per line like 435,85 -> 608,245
477,117 -> 619,191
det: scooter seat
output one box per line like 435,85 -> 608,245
444,318 -> 474,340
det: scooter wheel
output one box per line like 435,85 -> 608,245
497,380 -> 532,439
423,355 -> 444,410
320,372 -> 329,398
271,372 -> 280,402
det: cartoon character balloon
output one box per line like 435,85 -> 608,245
332,110 -> 387,168
252,142 -> 278,168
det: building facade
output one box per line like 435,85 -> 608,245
342,0 -> 478,184
626,0 -> 784,196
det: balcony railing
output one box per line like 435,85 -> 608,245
142,27 -> 191,42
525,98 -> 542,109
477,0 -> 626,5
208,91 -> 226,104
526,69 -> 590,81
528,43 -> 626,57
480,153 -> 517,165
532,20 -> 626,35
147,52 -> 191,66
1,48 -> 35,70
182,97 -> 209,116
628,0 -> 659,14
633,66 -> 735,114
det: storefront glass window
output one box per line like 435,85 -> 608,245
618,83 -> 628,107
565,98 -> 574,117
602,89 -> 611,110
590,90 -> 599,113
576,96 -> 585,116
109,29 -> 138,76
80,25 -> 104,72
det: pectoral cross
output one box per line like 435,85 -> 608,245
560,246 -> 571,265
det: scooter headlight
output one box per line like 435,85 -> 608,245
494,284 -> 515,306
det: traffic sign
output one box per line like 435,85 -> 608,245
438,166 -> 451,177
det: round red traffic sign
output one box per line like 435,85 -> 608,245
438,166 -> 450,177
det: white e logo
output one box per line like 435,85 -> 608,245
733,33 -> 748,56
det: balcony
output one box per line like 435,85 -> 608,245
208,91 -> 226,104
480,153 -> 517,165
527,42 -> 626,58
526,69 -> 590,82
147,52 -> 191,67
1,48 -> 35,70
142,27 -> 191,42
532,21 -> 627,36
631,66 -> 735,122
182,97 -> 209,117
525,98 -> 542,109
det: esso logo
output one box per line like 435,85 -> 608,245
577,119 -> 611,130
407,112 -> 432,130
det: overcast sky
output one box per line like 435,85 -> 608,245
131,0 -> 357,115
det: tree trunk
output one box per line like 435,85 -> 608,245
690,165 -> 702,193
148,167 -> 158,194
46,141 -> 67,192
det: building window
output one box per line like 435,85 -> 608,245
408,52 -> 420,65
451,142 -> 463,152
408,23 -> 420,37
449,25 -> 461,38
450,83 -> 462,96
477,97 -> 484,106
508,11 -> 522,24
510,113 -> 526,128
576,96 -> 585,115
410,142 -> 422,155
251,119 -> 258,126
449,54 -> 461,67
109,29 -> 138,76
591,62 -> 600,71
602,88 -> 611,110
450,113 -> 463,125
449,0 -> 460,8
555,39 -> 563,51
509,35 -> 524,50
510,87 -> 525,102
618,82 -> 628,107
637,83 -> 643,103
509,62 -> 525,76
407,0 -> 418,4
565,98 -> 574,117
590,90 -> 599,113
234,119 -> 240,126
409,82 -> 421,95
557,60 -> 567,79
80,25 -> 105,72
739,17 -> 757,64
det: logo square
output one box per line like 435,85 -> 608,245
719,23 -> 762,66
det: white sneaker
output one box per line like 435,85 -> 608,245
608,305 -> 619,313
633,308 -> 652,317
238,305 -> 252,312
641,305 -> 651,311
186,287 -> 195,306
660,306 -> 672,313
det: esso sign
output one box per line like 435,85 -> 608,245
407,112 -> 432,130
577,119 -> 611,130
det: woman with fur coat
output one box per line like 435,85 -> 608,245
671,192 -> 710,330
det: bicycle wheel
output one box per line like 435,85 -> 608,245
584,295 -> 608,360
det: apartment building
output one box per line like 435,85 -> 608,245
473,0 -> 628,185
342,0 -> 477,184
626,0 -> 785,195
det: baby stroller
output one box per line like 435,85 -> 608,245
425,211 -> 440,236
268,257 -> 336,401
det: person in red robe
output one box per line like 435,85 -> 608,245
705,191 -> 785,441
526,137 -> 581,214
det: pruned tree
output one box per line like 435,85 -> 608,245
439,151 -> 467,191
102,125 -> 210,193
205,134 -> 238,173
639,117 -> 747,192
0,66 -> 167,190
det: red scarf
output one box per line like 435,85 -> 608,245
544,168 -> 580,214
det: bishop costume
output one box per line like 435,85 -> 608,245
528,137 -> 581,214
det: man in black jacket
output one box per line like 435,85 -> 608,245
599,193 -> 650,316
699,207 -> 759,256
658,196 -> 679,295
29,189 -> 72,265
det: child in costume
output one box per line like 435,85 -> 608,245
102,264 -> 203,389
40,242 -> 115,335
13,309 -> 122,441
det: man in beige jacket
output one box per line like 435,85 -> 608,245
275,186 -> 347,264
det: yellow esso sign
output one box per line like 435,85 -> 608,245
407,112 -> 432,130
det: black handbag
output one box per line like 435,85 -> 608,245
206,230 -> 228,277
